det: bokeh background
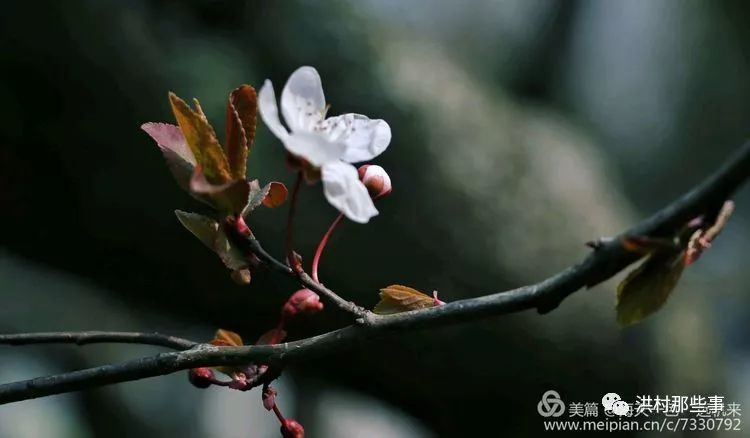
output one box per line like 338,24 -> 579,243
1,0 -> 749,437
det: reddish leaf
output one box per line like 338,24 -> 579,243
211,328 -> 244,347
374,284 -> 439,315
189,166 -> 250,214
262,182 -> 288,208
211,329 -> 246,377
169,92 -> 232,185
225,85 -> 257,180
141,122 -> 195,191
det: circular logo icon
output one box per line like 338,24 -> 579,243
602,392 -> 621,412
537,390 -> 566,417
612,400 -> 630,416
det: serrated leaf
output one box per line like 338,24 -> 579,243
242,180 -> 271,216
374,284 -> 439,315
225,85 -> 257,180
169,92 -> 232,185
175,210 -> 247,271
175,210 -> 219,249
213,226 -> 248,271
616,249 -> 686,326
142,122 -> 196,191
211,328 -> 244,347
190,166 -> 250,214
262,181 -> 288,208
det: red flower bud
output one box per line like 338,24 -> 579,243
280,419 -> 305,438
358,165 -> 392,199
188,367 -> 215,389
282,288 -> 324,319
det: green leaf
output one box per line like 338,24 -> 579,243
174,210 -> 219,249
174,210 -> 247,271
242,180 -> 270,216
374,284 -> 439,315
169,92 -> 232,185
616,249 -> 686,326
213,226 -> 248,271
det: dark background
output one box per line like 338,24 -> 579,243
1,1 -> 749,437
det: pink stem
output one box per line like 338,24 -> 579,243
311,213 -> 344,283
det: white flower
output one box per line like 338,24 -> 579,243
258,66 -> 391,223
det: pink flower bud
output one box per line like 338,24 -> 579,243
188,367 -> 215,389
282,288 -> 324,319
262,385 -> 277,411
280,419 -> 305,438
358,165 -> 392,199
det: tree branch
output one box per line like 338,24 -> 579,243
0,331 -> 197,350
1,142 -> 748,405
240,227 -> 368,319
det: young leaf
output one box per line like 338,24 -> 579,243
190,167 -> 251,214
213,226 -> 249,271
243,180 -> 271,216
211,329 -> 245,377
142,122 -> 196,191
211,328 -> 244,347
374,284 -> 439,315
616,249 -> 686,326
174,210 -> 247,271
175,210 -> 219,249
262,181 -> 288,208
225,85 -> 257,180
169,92 -> 232,185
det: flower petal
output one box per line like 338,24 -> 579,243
258,80 -> 290,141
281,66 -> 326,132
321,161 -> 379,223
284,131 -> 347,167
324,114 -> 391,163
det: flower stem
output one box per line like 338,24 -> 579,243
286,172 -> 304,274
273,404 -> 286,423
311,213 -> 344,283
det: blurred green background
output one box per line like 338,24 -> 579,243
1,0 -> 749,437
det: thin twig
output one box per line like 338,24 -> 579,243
1,142 -> 748,405
286,172 -> 304,274
0,331 -> 197,350
312,213 -> 345,282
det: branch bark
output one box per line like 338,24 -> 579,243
0,331 -> 197,350
1,142 -> 748,405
